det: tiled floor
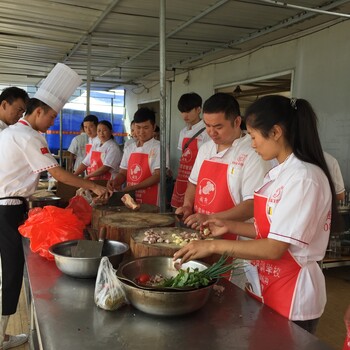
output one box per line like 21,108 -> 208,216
6,265 -> 350,350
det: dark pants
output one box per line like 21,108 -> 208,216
293,318 -> 320,334
0,204 -> 26,315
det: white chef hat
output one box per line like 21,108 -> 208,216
34,63 -> 82,113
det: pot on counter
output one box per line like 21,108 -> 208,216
117,256 -> 216,316
49,239 -> 129,278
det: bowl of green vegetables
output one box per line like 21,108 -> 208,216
116,255 -> 233,316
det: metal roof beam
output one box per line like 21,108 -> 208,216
62,0 -> 122,62
98,0 -> 230,77
170,0 -> 350,67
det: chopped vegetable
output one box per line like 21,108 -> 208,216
136,273 -> 151,284
161,255 -> 237,289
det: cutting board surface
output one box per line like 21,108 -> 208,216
130,227 -> 202,258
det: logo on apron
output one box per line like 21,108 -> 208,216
197,178 -> 216,206
130,163 -> 143,181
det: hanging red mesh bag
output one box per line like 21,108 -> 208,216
19,206 -> 85,260
66,195 -> 92,226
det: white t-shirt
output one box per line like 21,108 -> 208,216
120,137 -> 169,172
68,132 -> 89,171
189,133 -> 271,203
0,120 -> 59,203
177,120 -> 210,151
251,154 -> 331,320
83,138 -> 123,178
324,151 -> 345,195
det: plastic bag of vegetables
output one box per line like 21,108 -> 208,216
94,257 -> 128,311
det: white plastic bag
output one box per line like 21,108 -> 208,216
76,188 -> 94,205
94,257 -> 128,311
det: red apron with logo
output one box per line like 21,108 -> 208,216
87,150 -> 111,181
171,138 -> 199,208
246,190 -> 301,319
127,153 -> 158,205
194,159 -> 238,278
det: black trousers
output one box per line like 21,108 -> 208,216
0,204 -> 26,315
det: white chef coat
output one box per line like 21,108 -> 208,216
0,120 -> 8,132
82,138 -> 123,179
120,137 -> 169,173
189,133 -> 271,203
324,151 -> 345,195
0,120 -> 59,204
252,154 -> 331,320
177,120 -> 210,151
68,132 -> 89,171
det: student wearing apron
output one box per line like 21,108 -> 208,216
81,114 -> 99,175
174,95 -> 341,334
75,121 -> 122,181
175,93 -> 270,231
108,107 -> 169,206
171,93 -> 210,209
0,64 -> 110,350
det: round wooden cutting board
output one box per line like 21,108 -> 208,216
91,204 -> 159,230
98,212 -> 175,245
130,227 -> 201,258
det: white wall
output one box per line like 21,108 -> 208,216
125,20 -> 350,187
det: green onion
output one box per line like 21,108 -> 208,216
161,254 -> 244,289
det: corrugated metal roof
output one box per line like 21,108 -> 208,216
0,0 -> 349,90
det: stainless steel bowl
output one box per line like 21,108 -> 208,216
49,239 -> 129,278
117,256 -> 216,316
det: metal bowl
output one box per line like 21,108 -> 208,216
117,256 -> 216,316
49,239 -> 129,278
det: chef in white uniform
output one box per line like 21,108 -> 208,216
0,63 -> 109,349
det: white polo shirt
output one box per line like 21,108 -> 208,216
177,120 -> 210,151
255,154 -> 331,320
120,137 -> 169,173
83,138 -> 123,178
0,120 -> 59,203
68,132 -> 89,171
189,133 -> 271,203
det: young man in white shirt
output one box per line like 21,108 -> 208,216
0,87 -> 29,132
109,107 -> 168,206
171,93 -> 211,209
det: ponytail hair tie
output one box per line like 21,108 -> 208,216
290,98 -> 297,110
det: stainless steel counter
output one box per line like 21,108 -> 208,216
23,239 -> 333,350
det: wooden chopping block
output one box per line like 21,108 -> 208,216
98,212 -> 175,246
130,227 -> 200,258
131,227 -> 222,266
91,204 -> 159,230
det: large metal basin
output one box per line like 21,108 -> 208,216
117,256 -> 216,316
49,239 -> 129,278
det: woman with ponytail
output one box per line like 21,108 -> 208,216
174,95 -> 340,334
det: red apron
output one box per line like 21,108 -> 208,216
85,144 -> 92,154
85,143 -> 93,174
127,153 -> 158,205
88,150 -> 111,181
171,138 -> 199,208
246,190 -> 301,319
344,326 -> 350,350
194,159 -> 238,278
